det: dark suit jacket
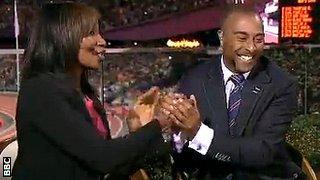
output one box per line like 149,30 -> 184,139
173,56 -> 303,179
12,73 -> 163,180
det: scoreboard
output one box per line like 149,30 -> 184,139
279,0 -> 320,43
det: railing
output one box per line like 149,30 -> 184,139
0,46 -> 319,114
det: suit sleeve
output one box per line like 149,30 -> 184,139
20,81 -> 163,174
206,81 -> 298,167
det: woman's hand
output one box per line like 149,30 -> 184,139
126,110 -> 142,132
127,87 -> 160,132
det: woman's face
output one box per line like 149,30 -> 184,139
78,22 -> 106,69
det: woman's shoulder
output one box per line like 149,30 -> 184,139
21,72 -> 75,95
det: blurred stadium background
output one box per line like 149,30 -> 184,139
0,0 -> 319,179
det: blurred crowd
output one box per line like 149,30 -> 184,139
0,55 -> 16,91
0,0 -> 218,38
98,0 -> 218,28
91,53 -> 176,106
0,3 -> 12,30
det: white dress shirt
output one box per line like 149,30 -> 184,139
173,56 -> 249,155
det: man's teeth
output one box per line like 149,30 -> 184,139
239,55 -> 253,61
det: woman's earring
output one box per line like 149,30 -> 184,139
217,30 -> 223,52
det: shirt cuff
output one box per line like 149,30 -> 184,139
173,132 -> 187,153
188,123 -> 214,155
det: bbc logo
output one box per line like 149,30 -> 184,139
3,157 -> 11,177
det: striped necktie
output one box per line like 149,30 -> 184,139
228,74 -> 245,136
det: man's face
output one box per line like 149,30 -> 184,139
222,12 -> 265,73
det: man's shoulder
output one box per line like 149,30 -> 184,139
264,57 -> 296,84
184,57 -> 219,78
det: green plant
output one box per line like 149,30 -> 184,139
142,145 -> 173,180
286,114 -> 320,170
265,47 -> 320,114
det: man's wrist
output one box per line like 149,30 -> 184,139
187,121 -> 201,140
188,123 -> 214,155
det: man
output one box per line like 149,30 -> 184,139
161,5 -> 304,179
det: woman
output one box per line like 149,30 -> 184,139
13,2 -> 169,180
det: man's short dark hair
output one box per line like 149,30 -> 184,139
221,4 -> 260,30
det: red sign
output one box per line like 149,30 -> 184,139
279,0 -> 320,43
281,6 -> 313,38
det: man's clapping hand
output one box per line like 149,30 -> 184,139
159,93 -> 201,140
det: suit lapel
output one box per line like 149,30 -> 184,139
202,57 -> 229,135
235,63 -> 271,136
73,91 -> 93,124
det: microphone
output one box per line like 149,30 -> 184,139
98,52 -> 107,62
88,46 -> 107,61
